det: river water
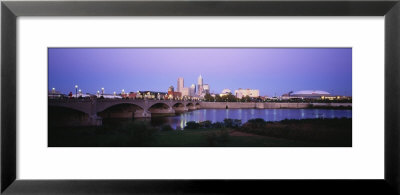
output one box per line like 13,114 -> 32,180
140,108 -> 352,130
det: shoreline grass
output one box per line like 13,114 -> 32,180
49,118 -> 351,147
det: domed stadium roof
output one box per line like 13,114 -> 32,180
292,90 -> 330,95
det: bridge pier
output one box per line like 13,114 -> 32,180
134,110 -> 151,118
187,105 -> 196,110
88,114 -> 103,126
149,107 -> 175,116
173,106 -> 188,113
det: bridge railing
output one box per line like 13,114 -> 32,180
48,99 -> 93,103
48,98 -> 200,103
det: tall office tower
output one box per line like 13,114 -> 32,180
197,74 -> 203,86
197,75 -> 203,95
190,84 -> 196,97
177,77 -> 184,92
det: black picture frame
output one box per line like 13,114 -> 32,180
1,0 -> 399,194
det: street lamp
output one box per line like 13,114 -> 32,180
75,85 -> 78,98
101,87 -> 104,95
113,91 -> 116,98
51,88 -> 55,99
78,89 -> 82,98
97,91 -> 100,97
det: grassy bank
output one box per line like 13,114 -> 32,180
49,118 -> 351,147
238,118 -> 351,146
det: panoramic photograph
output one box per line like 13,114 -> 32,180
48,48 -> 352,147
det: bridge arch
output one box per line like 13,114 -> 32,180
148,102 -> 175,116
98,103 -> 144,119
48,103 -> 91,116
96,102 -> 145,113
48,105 -> 91,126
186,102 -> 196,110
172,102 -> 187,113
173,102 -> 184,108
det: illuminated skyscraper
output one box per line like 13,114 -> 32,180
197,74 -> 203,86
197,75 -> 203,95
203,84 -> 210,94
190,84 -> 196,97
177,77 -> 184,92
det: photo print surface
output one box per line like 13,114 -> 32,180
48,48 -> 352,147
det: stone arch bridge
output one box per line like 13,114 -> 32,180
48,99 -> 201,126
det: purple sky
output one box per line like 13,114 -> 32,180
48,48 -> 352,96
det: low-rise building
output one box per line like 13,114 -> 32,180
99,94 -> 122,99
167,91 -> 182,99
127,92 -> 136,99
220,89 -> 231,96
181,87 -> 190,97
203,84 -> 210,94
48,89 -> 65,99
235,88 -> 260,98
138,91 -> 168,99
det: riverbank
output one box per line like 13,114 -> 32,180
199,102 -> 352,109
49,118 -> 351,147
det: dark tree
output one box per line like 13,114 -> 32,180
241,95 -> 252,102
215,94 -> 223,102
204,93 -> 214,102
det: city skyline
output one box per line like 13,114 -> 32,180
48,48 -> 352,96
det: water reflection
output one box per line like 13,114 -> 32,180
131,108 -> 352,130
